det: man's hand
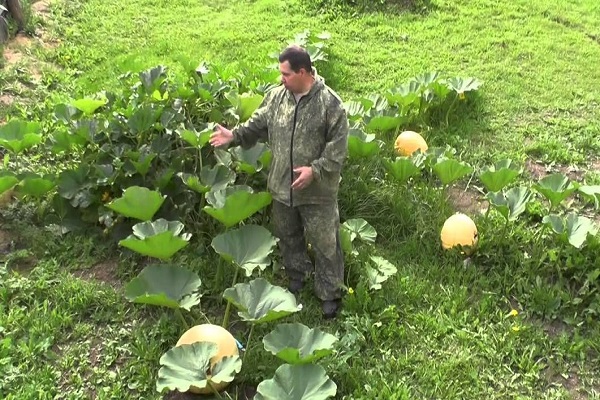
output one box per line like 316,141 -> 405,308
209,124 -> 234,148
291,166 -> 314,190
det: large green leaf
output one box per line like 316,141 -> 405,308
0,175 -> 19,195
254,364 -> 337,400
383,157 -> 421,184
124,264 -> 201,311
56,166 -> 94,208
486,186 -> 532,222
205,185 -> 252,208
262,323 -> 338,365
543,213 -> 598,249
230,142 -> 271,174
119,219 -> 191,259
479,159 -> 522,193
71,98 -> 107,115
446,77 -> 482,94
16,175 -> 56,198
201,165 -> 237,192
204,190 -> 272,227
107,186 -> 166,221
347,128 -> 381,159
341,218 -> 376,244
432,158 -> 473,186
177,123 -> 215,148
222,278 -> 302,324
0,120 -> 42,154
386,81 -> 421,108
533,173 -> 578,210
578,185 -> 600,209
226,91 -> 264,122
50,128 -> 88,153
128,104 -> 160,134
365,112 -> 405,133
364,256 -> 398,291
178,165 -> 236,194
156,342 -> 242,394
211,224 -> 278,277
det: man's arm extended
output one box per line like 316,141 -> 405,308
310,104 -> 349,181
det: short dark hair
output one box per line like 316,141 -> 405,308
278,45 -> 312,73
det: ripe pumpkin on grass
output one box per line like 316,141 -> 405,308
440,213 -> 478,255
176,324 -> 239,394
394,131 -> 428,156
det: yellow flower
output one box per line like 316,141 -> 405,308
459,92 -> 466,100
511,326 -> 520,332
509,309 -> 519,317
348,287 -> 354,295
101,191 -> 111,203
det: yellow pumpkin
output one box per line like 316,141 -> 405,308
440,213 -> 478,255
394,131 -> 428,156
176,324 -> 239,394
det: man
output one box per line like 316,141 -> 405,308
209,45 -> 349,319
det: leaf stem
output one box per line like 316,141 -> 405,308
175,308 -> 189,329
445,93 -> 459,127
242,324 -> 255,364
208,381 -> 224,399
222,265 -> 240,329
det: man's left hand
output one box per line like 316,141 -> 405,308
291,166 -> 314,190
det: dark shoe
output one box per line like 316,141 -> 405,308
322,299 -> 341,319
288,279 -> 303,294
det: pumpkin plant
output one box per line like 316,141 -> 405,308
0,120 -> 55,201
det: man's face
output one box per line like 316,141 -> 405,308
279,61 -> 304,92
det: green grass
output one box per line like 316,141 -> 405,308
1,0 -> 600,398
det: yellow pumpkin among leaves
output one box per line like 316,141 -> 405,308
440,213 -> 478,255
176,324 -> 239,394
394,130 -> 428,156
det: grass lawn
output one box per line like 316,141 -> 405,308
1,0 -> 600,399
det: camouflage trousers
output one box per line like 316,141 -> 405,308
271,200 -> 344,301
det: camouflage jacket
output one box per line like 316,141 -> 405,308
231,72 -> 349,206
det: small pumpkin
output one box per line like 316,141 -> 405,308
176,324 -> 239,394
440,213 -> 478,255
394,131 -> 428,156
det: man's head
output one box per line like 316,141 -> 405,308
278,45 -> 314,93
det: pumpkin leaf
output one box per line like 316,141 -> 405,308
156,342 -> 242,394
204,189 -> 272,227
479,159 -> 522,193
211,224 -> 278,277
578,185 -> 600,209
124,264 -> 201,310
230,142 -> 272,174
119,219 -> 191,259
223,278 -> 302,324
71,98 -> 107,115
341,218 -> 377,244
433,158 -> 473,186
543,213 -> 598,248
365,256 -> 398,291
254,364 -> 337,400
347,128 -> 381,159
177,123 -> 215,148
0,174 -> 19,195
486,186 -> 532,222
15,174 -> 56,198
446,77 -> 482,94
262,323 -> 338,365
0,120 -> 42,154
383,157 -> 421,184
533,173 -> 578,210
107,186 -> 166,221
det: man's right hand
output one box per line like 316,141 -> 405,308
209,124 -> 234,148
